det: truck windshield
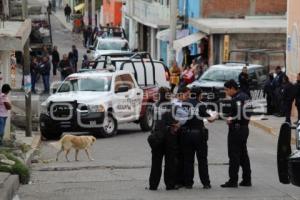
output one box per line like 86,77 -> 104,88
200,69 -> 241,82
97,40 -> 129,51
58,76 -> 112,92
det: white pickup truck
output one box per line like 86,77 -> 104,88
40,70 -> 158,140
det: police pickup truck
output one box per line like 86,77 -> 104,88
40,70 -> 157,140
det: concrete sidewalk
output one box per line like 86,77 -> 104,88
250,115 -> 297,142
0,131 -> 41,200
52,9 -> 73,32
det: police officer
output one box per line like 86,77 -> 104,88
221,80 -> 252,188
183,87 -> 217,189
172,87 -> 191,188
281,75 -> 296,123
148,87 -> 180,190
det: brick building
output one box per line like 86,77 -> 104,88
183,0 -> 287,69
202,0 -> 286,18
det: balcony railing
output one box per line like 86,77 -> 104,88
131,0 -> 170,28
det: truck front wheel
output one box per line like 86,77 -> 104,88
100,113 -> 118,137
140,105 -> 154,132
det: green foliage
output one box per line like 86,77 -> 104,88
0,151 -> 30,184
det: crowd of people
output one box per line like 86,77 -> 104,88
263,66 -> 300,124
30,45 -> 78,94
169,59 -> 208,93
148,79 -> 252,190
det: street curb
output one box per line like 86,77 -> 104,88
25,134 -> 41,167
0,134 -> 42,200
0,175 -> 19,200
250,119 -> 296,144
250,120 -> 276,136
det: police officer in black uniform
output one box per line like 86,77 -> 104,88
281,75 -> 296,123
221,80 -> 252,188
148,87 -> 180,190
183,87 -> 217,189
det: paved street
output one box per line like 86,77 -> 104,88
10,4 -> 300,200
16,121 -> 300,200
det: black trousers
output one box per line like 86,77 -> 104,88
283,102 -> 293,123
176,132 -> 185,185
266,94 -> 273,115
149,132 -> 178,189
228,125 -> 251,184
183,129 -> 210,187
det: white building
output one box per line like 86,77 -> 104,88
0,19 -> 32,139
122,0 -> 170,60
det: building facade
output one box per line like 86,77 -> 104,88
0,19 -> 31,139
287,0 -> 300,81
102,0 -> 122,26
188,0 -> 287,67
123,0 -> 170,60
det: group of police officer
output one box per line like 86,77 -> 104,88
147,79 -> 252,190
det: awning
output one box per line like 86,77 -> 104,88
156,29 -> 170,41
189,18 -> 287,34
173,32 -> 206,50
74,3 -> 85,12
156,29 -> 189,42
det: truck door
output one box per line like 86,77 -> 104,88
113,74 -> 142,121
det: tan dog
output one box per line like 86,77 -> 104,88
53,135 -> 96,162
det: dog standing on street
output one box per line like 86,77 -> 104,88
52,135 -> 96,162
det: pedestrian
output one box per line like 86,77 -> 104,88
221,80 -> 252,188
81,55 -> 89,69
148,87 -> 180,191
51,0 -> 56,12
58,54 -> 73,81
58,0 -> 62,9
83,27 -> 88,47
172,87 -> 191,188
52,46 -> 60,76
272,66 -> 284,116
39,56 -> 51,94
238,66 -> 251,98
295,73 -> 300,124
86,26 -> 93,47
263,73 -> 275,115
169,61 -> 181,93
182,47 -> 192,67
41,45 -> 49,58
64,4 -> 72,22
182,87 -> 218,189
92,26 -> 99,44
47,1 -> 52,14
30,57 -> 39,94
0,84 -> 12,145
281,75 -> 296,123
72,45 -> 79,72
179,65 -> 194,89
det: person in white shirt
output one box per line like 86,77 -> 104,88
0,84 -> 11,145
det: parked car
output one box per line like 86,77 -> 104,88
88,37 -> 130,60
40,70 -> 157,140
277,122 -> 300,187
188,63 -> 268,102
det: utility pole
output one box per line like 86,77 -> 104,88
168,0 -> 177,67
22,0 -> 32,137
